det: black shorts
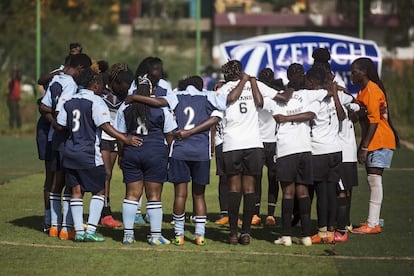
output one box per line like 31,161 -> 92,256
312,151 -> 342,183
66,165 -> 106,193
276,152 -> 313,185
215,144 -> 225,176
337,162 -> 358,191
223,148 -> 264,176
100,139 -> 118,152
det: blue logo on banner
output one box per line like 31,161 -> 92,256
220,32 -> 381,94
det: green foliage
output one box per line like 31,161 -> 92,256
383,64 -> 414,141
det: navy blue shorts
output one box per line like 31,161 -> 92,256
168,158 -> 210,185
100,139 -> 118,152
66,165 -> 105,193
36,116 -> 52,161
121,145 -> 168,184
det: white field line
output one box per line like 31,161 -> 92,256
1,240 -> 413,261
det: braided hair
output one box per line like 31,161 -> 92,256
221,60 -> 242,82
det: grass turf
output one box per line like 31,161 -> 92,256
0,137 -> 413,275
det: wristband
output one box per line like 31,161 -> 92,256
360,147 -> 368,151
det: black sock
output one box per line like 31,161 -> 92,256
298,197 -> 311,236
228,192 -> 242,236
281,198 -> 294,236
242,193 -> 256,234
336,197 -> 348,231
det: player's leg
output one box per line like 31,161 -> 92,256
121,180 -> 142,244
274,182 -> 294,246
146,181 -> 170,245
100,147 -> 122,227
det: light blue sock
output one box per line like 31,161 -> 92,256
70,198 -> 84,235
173,213 -> 185,237
194,215 -> 207,237
86,195 -> 105,234
49,192 -> 62,228
123,199 -> 138,232
61,194 -> 73,231
147,201 -> 162,237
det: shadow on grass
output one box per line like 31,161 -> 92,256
8,212 -> 319,245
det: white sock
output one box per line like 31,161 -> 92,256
367,174 -> 383,227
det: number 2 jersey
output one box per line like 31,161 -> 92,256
56,89 -> 111,169
164,85 -> 225,161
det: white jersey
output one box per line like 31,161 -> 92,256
212,110 -> 225,146
257,81 -> 279,143
263,89 -> 327,158
338,91 -> 359,162
310,93 -> 341,155
216,80 -> 263,152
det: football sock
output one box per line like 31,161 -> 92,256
61,193 -> 72,231
367,174 -> 383,227
86,195 -> 105,234
242,193 -> 255,234
228,192 -> 242,236
137,196 -> 143,214
281,198 -> 294,236
298,197 -> 311,237
49,192 -> 62,228
346,191 -> 352,226
70,198 -> 84,235
123,199 -> 138,233
336,197 -> 348,231
147,201 -> 163,238
101,196 -> 111,217
173,213 -> 185,237
194,215 -> 207,237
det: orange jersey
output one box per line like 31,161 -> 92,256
356,80 -> 396,151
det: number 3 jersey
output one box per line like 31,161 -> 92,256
56,89 -> 111,169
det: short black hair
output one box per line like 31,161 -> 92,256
69,42 -> 82,50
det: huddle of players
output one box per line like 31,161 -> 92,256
37,46 -> 363,246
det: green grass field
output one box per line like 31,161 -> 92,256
0,136 -> 413,275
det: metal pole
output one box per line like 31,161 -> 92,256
359,0 -> 364,39
196,0 -> 201,75
36,0 -> 41,97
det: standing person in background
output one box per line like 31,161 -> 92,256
99,63 -> 134,228
350,57 -> 399,234
7,64 -> 22,129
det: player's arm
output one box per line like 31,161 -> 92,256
332,82 -> 346,121
273,111 -> 316,124
226,73 -> 250,105
125,94 -> 168,107
250,76 -> 264,108
273,87 -> 294,102
100,122 -> 142,147
175,116 -> 220,140
37,70 -> 63,86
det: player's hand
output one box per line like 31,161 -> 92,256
125,95 -> 135,104
357,148 -> 368,164
274,114 -> 287,123
241,73 -> 250,82
125,135 -> 143,146
175,129 -> 191,140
